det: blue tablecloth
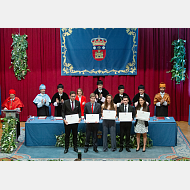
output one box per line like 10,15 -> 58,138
189,105 -> 190,125
25,117 -> 177,146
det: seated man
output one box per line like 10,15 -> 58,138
33,84 -> 51,116
154,82 -> 170,117
51,84 -> 69,116
2,89 -> 24,140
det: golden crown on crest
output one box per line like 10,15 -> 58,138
91,35 -> 107,46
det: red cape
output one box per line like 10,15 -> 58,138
2,97 -> 24,110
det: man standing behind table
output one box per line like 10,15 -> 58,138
114,85 -> 132,113
33,84 -> 51,116
62,91 -> 81,154
154,82 -> 170,117
51,84 -> 69,116
132,84 -> 151,107
84,93 -> 101,153
118,96 -> 135,152
2,89 -> 24,140
94,80 -> 109,105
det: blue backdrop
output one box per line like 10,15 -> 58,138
60,28 -> 138,76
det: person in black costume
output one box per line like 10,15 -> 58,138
94,80 -> 109,105
51,84 -> 69,116
132,84 -> 151,108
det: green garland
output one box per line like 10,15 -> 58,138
10,33 -> 30,80
168,39 -> 188,84
0,117 -> 18,153
55,130 -> 153,149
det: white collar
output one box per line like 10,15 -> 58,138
10,98 -> 15,101
140,93 -> 144,97
119,94 -> 123,97
98,89 -> 102,93
160,92 -> 165,95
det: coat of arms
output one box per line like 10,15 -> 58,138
91,35 -> 107,61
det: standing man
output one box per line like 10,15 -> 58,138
33,84 -> 51,116
51,84 -> 69,116
94,80 -> 109,105
154,82 -> 170,117
62,91 -> 81,154
118,96 -> 135,152
114,85 -> 132,113
2,89 -> 24,140
132,84 -> 151,107
84,93 -> 101,153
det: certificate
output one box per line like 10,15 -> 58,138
65,114 -> 79,124
119,112 -> 132,122
86,114 -> 99,123
102,110 -> 116,120
136,110 -> 150,121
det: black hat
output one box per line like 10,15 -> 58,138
118,85 -> 124,90
57,84 -> 64,89
97,80 -> 103,85
138,84 -> 144,90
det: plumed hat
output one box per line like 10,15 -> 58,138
118,85 -> 124,90
57,84 -> 64,89
39,84 -> 46,90
9,89 -> 16,95
159,82 -> 166,88
97,80 -> 103,85
138,84 -> 145,90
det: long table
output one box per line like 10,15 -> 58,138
25,117 -> 177,146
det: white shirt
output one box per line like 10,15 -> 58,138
124,104 -> 128,112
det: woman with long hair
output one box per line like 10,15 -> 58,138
75,88 -> 86,118
101,94 -> 117,152
134,96 -> 150,152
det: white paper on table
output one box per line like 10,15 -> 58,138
54,117 -> 63,120
86,114 -> 99,123
119,112 -> 132,122
136,110 -> 150,121
65,114 -> 79,124
102,110 -> 116,120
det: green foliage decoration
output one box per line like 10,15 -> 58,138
0,117 -> 18,153
10,33 -> 30,80
167,39 -> 188,84
55,131 -> 153,149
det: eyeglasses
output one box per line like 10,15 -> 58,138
70,96 -> 76,98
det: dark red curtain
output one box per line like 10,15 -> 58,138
0,28 -> 189,121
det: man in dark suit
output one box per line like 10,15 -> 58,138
84,93 -> 101,153
62,91 -> 81,154
118,96 -> 135,152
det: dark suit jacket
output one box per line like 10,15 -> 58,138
132,93 -> 151,106
84,102 -> 101,120
118,104 -> 135,119
62,99 -> 81,119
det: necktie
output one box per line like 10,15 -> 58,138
91,104 -> 93,113
72,101 -> 74,111
125,105 -> 126,112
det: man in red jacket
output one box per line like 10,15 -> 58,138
2,89 -> 24,140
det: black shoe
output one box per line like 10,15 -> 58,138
126,148 -> 131,152
84,148 -> 88,153
142,149 -> 146,152
64,148 -> 68,154
119,148 -> 123,152
136,147 -> 140,152
74,147 -> 78,153
94,149 -> 99,153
